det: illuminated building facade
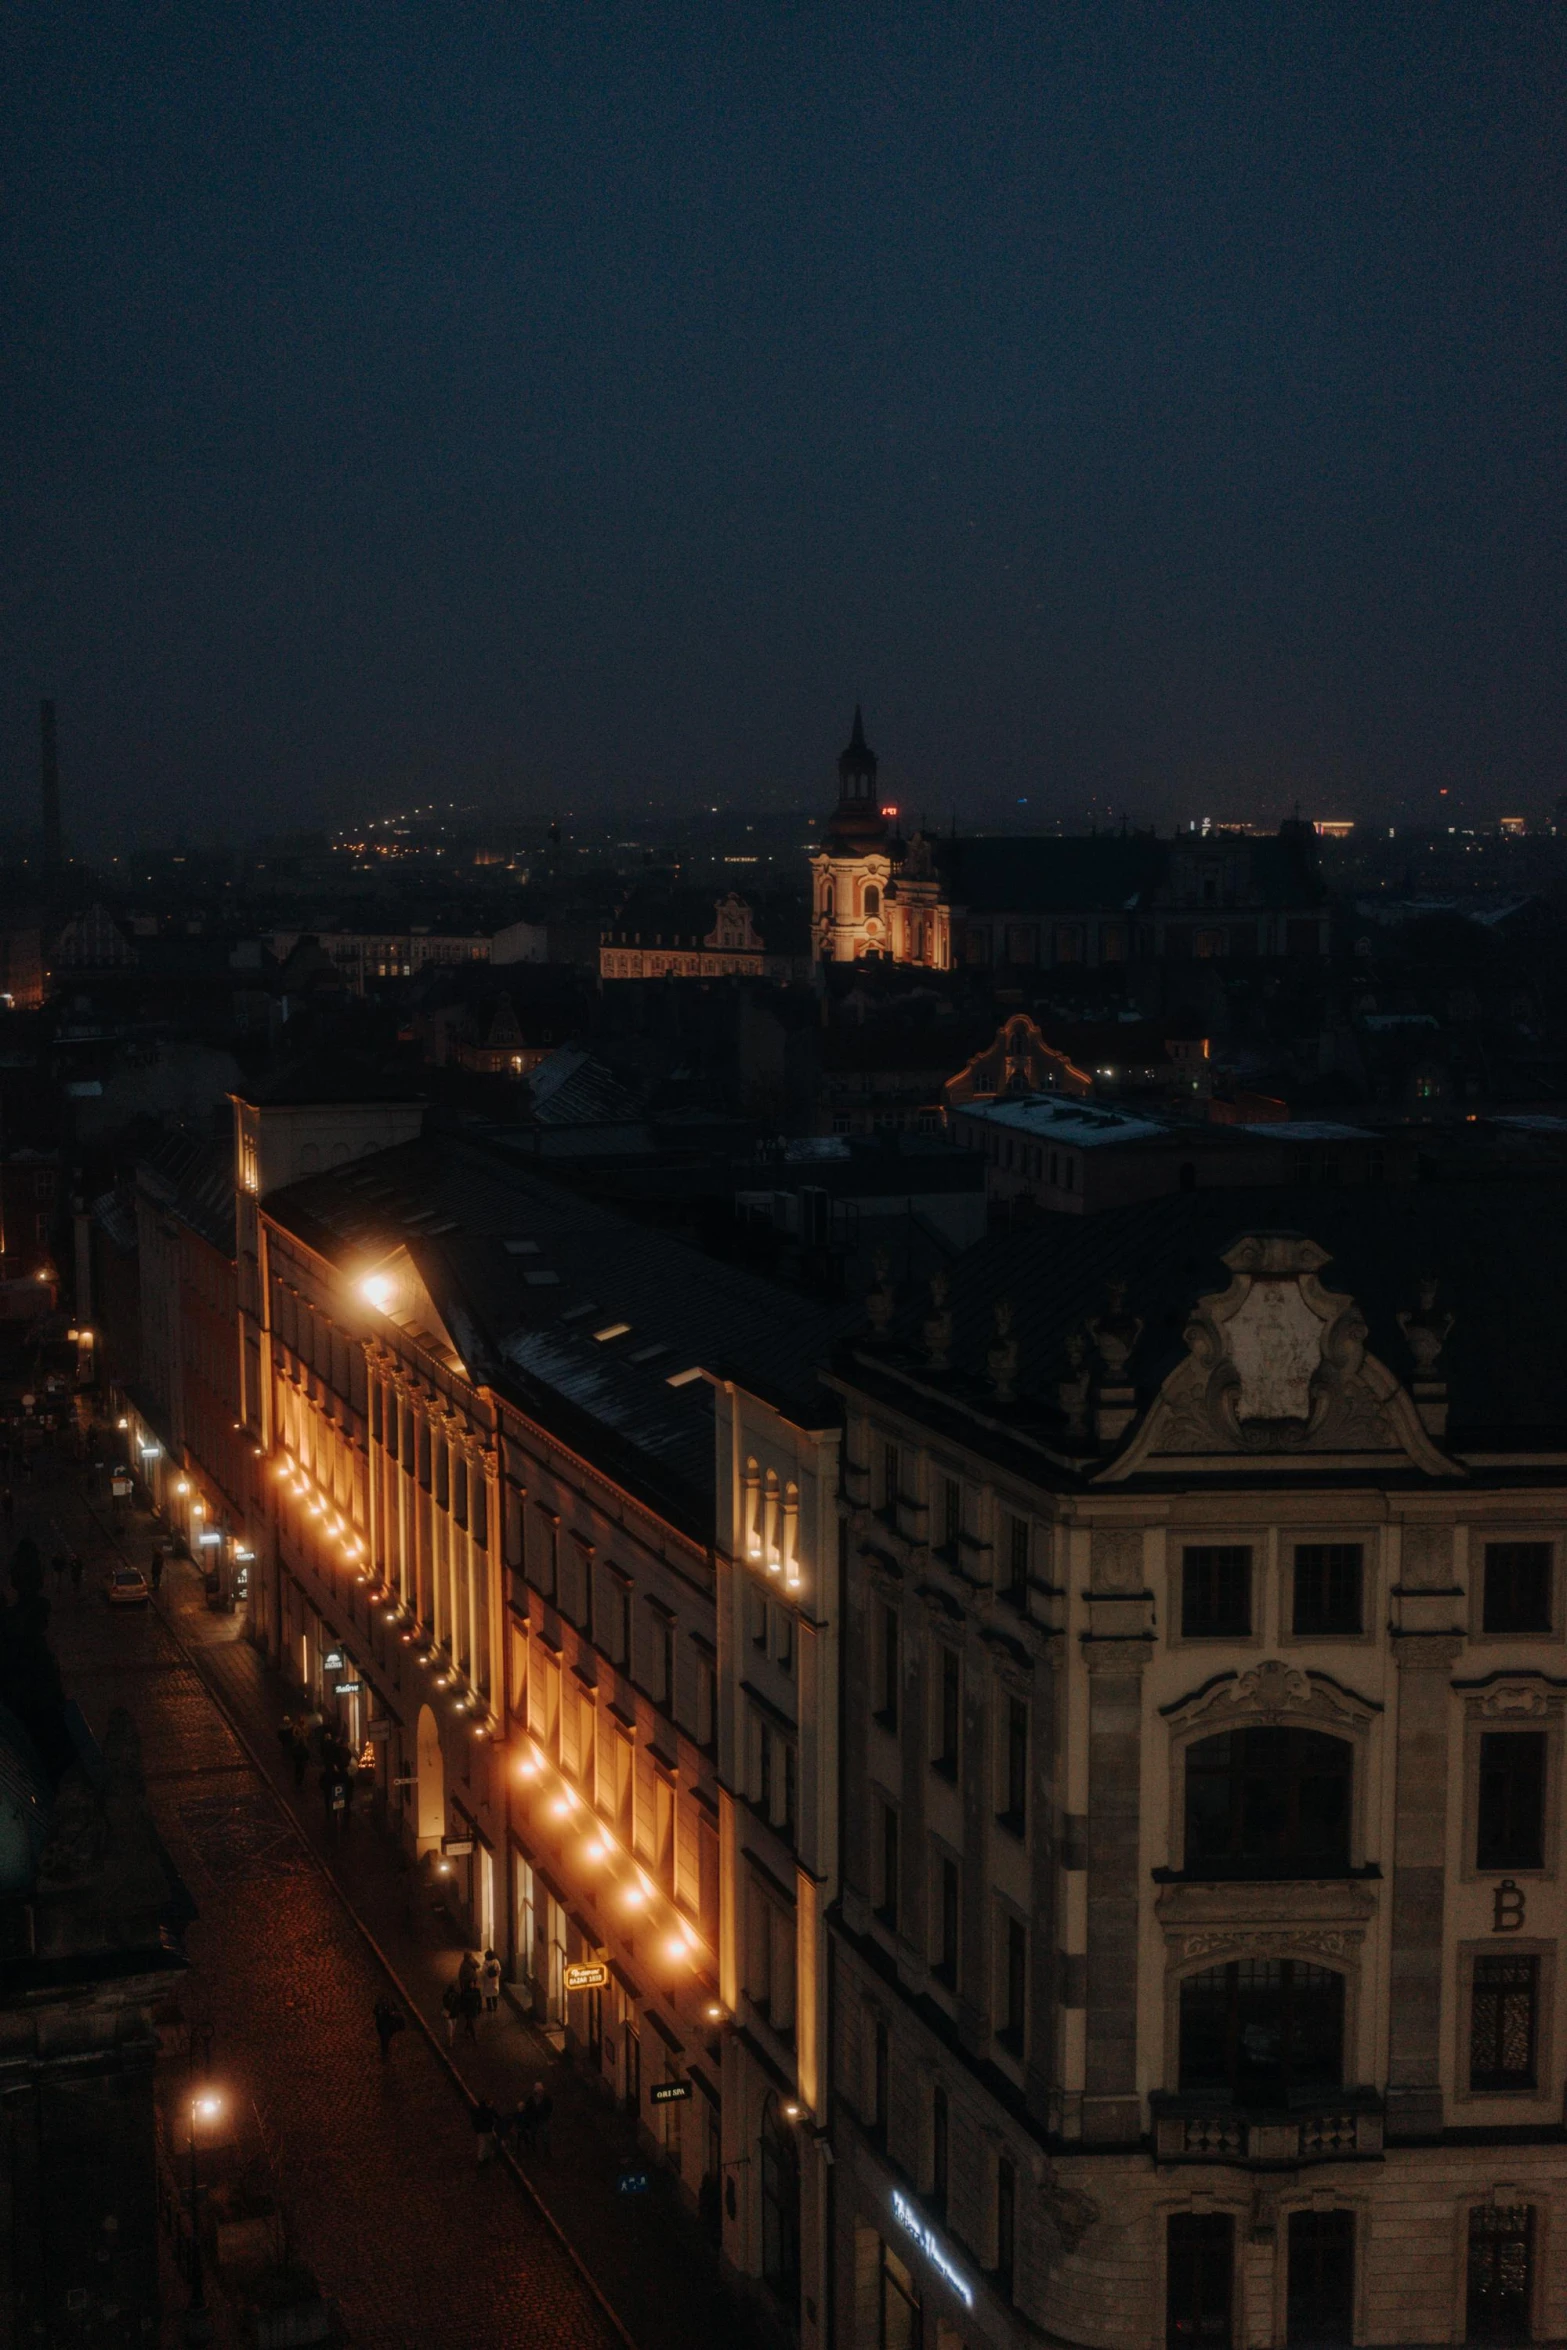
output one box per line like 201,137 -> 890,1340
823,1192 -> 1567,2350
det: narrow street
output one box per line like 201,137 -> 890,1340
20,1445 -> 646,2350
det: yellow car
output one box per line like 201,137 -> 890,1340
105,1565 -> 150,1607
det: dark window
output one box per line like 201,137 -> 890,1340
1471,1954 -> 1540,2092
1467,2204 -> 1535,2345
931,2085 -> 949,2218
1182,1546 -> 1252,1638
1477,1732 -> 1547,1871
1293,1544 -> 1364,1636
935,1648 -> 960,1777
879,1802 -> 899,1929
1287,2210 -> 1354,2348
760,2095 -> 801,2319
618,1584 -> 632,1667
1184,1727 -> 1352,1875
782,1742 -> 797,1843
941,1477 -> 961,1549
996,2157 -> 1016,2303
1000,1913 -> 1026,2052
871,2016 -> 889,2137
881,1443 -> 899,1512
878,2239 -> 919,2350
1006,1514 -> 1030,1604
1167,2212 -> 1233,2350
1178,1959 -> 1345,2105
1484,1544 -> 1553,1635
1001,1696 -> 1028,1832
877,1604 -> 899,1729
934,1853 -> 959,1986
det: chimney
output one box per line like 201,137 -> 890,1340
40,699 -> 61,870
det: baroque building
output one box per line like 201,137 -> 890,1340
808,716 -> 1330,970
823,1184 -> 1567,2350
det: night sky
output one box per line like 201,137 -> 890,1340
4,4 -> 1565,845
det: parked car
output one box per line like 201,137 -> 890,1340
105,1564 -> 150,1607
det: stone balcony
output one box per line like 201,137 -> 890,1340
1151,2091 -> 1384,2167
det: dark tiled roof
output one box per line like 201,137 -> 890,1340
139,1132 -> 235,1255
238,1056 -> 426,1108
846,1178 -> 1567,1462
932,835 -> 1167,914
265,1137 -> 856,1535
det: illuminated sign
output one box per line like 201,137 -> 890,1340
441,1835 -> 474,1856
890,2191 -> 974,2309
322,1651 -> 345,1670
335,1680 -> 363,1695
564,1962 -> 609,1992
649,2080 -> 692,2105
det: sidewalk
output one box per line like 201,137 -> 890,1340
135,1523 -> 752,2350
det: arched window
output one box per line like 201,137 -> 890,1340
1184,1726 -> 1352,1875
822,884 -> 835,918
863,884 -> 880,918
1179,1958 -> 1344,2104
759,2093 -> 800,2315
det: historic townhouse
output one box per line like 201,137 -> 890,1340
825,1184 -> 1567,2350
229,1075 -> 851,2334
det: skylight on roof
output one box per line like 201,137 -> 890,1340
666,1366 -> 704,1388
593,1322 -> 632,1342
628,1342 -> 669,1363
524,1269 -> 561,1286
504,1239 -> 541,1255
559,1301 -> 600,1323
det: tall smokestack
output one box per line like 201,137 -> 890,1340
39,699 -> 61,870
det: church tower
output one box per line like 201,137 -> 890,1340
810,708 -> 895,964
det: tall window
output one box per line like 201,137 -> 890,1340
1184,1727 -> 1352,1874
1006,1514 -> 1030,1606
934,1648 -> 960,1777
1477,1732 -> 1547,1870
877,1604 -> 899,1729
1484,1544 -> 1553,1635
1000,1696 -> 1028,1832
931,2085 -> 949,2217
1287,2210 -> 1355,2350
941,1477 -> 962,1550
760,2095 -> 801,2318
881,1442 -> 899,1513
1167,2213 -> 1233,2350
879,1801 -> 899,1929
878,2240 -> 919,2350
1293,1543 -> 1364,1635
871,2016 -> 889,2137
995,2158 -> 1016,2303
1467,2204 -> 1535,2345
932,1850 -> 959,1986
1182,1546 -> 1252,1637
1178,1959 -> 1344,2104
999,1913 -> 1026,2053
1471,1954 -> 1540,2092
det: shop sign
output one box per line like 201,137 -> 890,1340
322,1650 -> 345,1670
615,2169 -> 651,2198
335,1680 -> 363,1696
890,2191 -> 974,2310
111,1476 -> 132,1498
649,2080 -> 691,2106
441,1836 -> 474,1856
564,1962 -> 609,1992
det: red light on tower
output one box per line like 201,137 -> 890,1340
881,804 -> 898,818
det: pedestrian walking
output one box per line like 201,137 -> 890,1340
526,2081 -> 553,2158
69,1552 -> 83,1596
510,2093 -> 535,2158
50,1553 -> 66,1593
480,1948 -> 501,2013
460,1980 -> 482,2041
373,1996 -> 405,2061
457,1949 -> 479,1995
441,1982 -> 461,2048
289,1729 -> 310,1790
471,2098 -> 499,2168
148,1550 -> 163,1595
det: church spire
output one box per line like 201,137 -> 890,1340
828,705 -> 886,847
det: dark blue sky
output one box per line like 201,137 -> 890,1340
3,3 -> 1564,844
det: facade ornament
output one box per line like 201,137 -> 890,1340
865,1250 -> 897,1338
922,1272 -> 952,1371
1087,1279 -> 1142,1380
1397,1276 -> 1453,1374
1163,1658 -> 1379,1732
1056,1332 -> 1093,1439
987,1297 -> 1019,1403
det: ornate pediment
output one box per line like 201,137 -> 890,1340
1096,1233 -> 1462,1482
1161,1659 -> 1381,1734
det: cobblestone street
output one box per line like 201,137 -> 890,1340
20,1446 -> 671,2350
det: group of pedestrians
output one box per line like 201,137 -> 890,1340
470,2081 -> 554,2168
47,1549 -> 85,1596
440,1946 -> 502,2041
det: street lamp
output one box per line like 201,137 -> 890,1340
187,2090 -> 222,2327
